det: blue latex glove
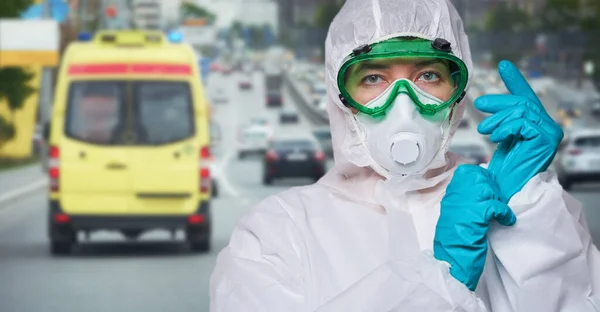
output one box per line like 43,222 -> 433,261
434,164 -> 516,291
475,60 -> 564,202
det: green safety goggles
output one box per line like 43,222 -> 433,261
337,38 -> 469,117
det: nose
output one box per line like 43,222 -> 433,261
390,93 -> 419,124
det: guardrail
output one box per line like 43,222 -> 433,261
283,71 -> 329,126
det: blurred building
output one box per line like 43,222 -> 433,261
132,0 -> 161,29
185,0 -> 278,35
238,0 -> 278,35
451,0 -> 549,28
277,0 -> 321,37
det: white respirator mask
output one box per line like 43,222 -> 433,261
349,79 -> 454,179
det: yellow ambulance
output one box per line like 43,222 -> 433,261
44,30 -> 213,255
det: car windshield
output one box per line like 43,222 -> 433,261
66,81 -> 194,145
245,131 -> 268,140
574,136 -> 600,148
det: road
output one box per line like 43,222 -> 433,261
0,70 -> 331,312
0,69 -> 599,312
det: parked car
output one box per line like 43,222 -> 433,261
555,129 -> 600,190
263,134 -> 326,185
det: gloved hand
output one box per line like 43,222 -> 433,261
434,164 -> 516,291
475,60 -> 564,202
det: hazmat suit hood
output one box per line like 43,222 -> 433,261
320,0 -> 473,204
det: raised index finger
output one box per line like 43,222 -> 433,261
498,60 -> 540,106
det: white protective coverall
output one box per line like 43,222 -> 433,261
210,0 -> 600,310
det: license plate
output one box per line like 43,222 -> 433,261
287,153 -> 307,161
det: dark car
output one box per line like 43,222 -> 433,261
279,109 -> 299,124
266,91 -> 283,107
263,137 -> 326,185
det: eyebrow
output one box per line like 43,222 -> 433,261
414,59 -> 447,68
354,62 -> 390,74
353,59 -> 448,74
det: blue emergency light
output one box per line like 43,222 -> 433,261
167,31 -> 183,43
78,31 -> 93,42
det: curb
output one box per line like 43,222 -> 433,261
0,179 -> 48,207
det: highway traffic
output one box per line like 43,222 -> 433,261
0,64 -> 599,312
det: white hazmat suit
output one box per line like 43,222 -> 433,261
210,0 -> 600,310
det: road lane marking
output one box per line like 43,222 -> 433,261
0,178 -> 47,207
215,150 -> 240,197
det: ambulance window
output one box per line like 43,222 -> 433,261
65,81 -> 124,145
135,82 -> 194,145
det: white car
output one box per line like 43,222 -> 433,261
238,125 -> 273,159
555,128 -> 600,190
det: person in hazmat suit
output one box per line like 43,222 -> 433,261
210,0 -> 600,310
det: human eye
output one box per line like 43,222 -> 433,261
417,71 -> 441,83
361,74 -> 384,86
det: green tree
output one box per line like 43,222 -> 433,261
0,0 -> 33,18
580,0 -> 600,85
0,68 -> 36,123
230,20 -> 244,38
314,1 -> 343,28
248,25 -> 266,49
539,0 -> 581,31
0,0 -> 36,147
181,2 -> 216,24
0,117 -> 15,148
483,4 -> 533,64
484,3 -> 531,32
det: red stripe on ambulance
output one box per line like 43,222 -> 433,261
68,63 -> 192,76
